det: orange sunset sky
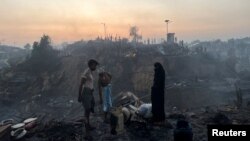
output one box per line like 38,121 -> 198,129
0,0 -> 249,46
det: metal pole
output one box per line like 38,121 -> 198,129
165,20 -> 169,35
166,22 -> 168,35
101,23 -> 106,39
104,24 -> 106,39
165,20 -> 169,42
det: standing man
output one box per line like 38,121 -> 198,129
78,59 -> 99,130
151,62 -> 166,124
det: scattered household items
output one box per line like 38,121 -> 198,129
113,91 -> 154,123
23,117 -> 37,124
137,103 -> 152,119
11,123 -> 25,130
0,119 -> 14,126
0,116 -> 38,141
114,91 -> 143,107
10,128 -> 27,140
174,120 -> 193,141
113,91 -> 157,124
25,121 -> 37,130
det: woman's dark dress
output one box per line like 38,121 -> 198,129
151,63 -> 165,122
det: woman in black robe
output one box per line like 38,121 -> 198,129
151,62 -> 165,123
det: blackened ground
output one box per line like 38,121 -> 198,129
10,105 -> 250,141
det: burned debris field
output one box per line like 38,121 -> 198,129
1,36 -> 250,141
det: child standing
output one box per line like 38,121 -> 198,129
98,72 -> 112,122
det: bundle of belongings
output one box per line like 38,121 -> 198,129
110,92 -> 154,135
113,92 -> 152,123
137,103 -> 152,119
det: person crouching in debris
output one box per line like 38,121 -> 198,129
98,72 -> 112,122
78,59 -> 99,130
151,62 -> 166,124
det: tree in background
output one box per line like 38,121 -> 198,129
129,26 -> 142,43
28,35 -> 60,73
24,43 -> 31,50
23,43 -> 32,60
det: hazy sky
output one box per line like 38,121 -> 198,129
0,0 -> 250,46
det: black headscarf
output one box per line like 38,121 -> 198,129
153,62 -> 165,89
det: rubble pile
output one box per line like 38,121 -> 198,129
1,103 -> 250,141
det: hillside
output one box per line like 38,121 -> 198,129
1,39 -> 250,141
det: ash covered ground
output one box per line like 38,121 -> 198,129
1,37 -> 250,141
